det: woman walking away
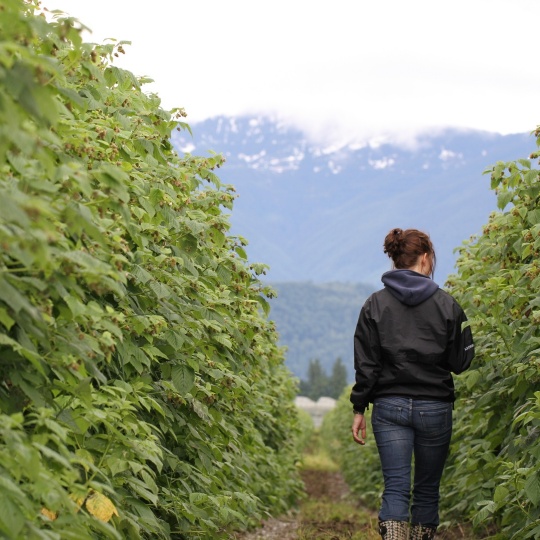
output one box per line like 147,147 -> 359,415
350,228 -> 474,540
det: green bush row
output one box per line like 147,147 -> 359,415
320,131 -> 540,538
443,129 -> 540,539
0,1 -> 301,538
295,408 -> 316,454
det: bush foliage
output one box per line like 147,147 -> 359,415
0,1 -> 301,538
321,131 -> 540,538
443,129 -> 540,538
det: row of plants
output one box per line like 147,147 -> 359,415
320,129 -> 540,538
0,1 -> 302,538
442,127 -> 540,538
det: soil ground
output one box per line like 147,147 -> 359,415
235,437 -> 490,540
235,470 -> 480,539
235,466 -> 378,540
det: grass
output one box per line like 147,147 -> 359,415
300,450 -> 340,473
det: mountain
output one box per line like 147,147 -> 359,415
171,116 -> 533,286
171,117 -> 534,378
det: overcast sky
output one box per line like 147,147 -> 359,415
47,0 -> 540,145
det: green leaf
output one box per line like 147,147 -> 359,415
472,501 -> 496,526
148,280 -> 171,300
517,158 -> 531,168
164,329 -> 185,349
493,484 -> 509,503
131,265 -> 153,284
524,473 -> 540,505
0,194 -> 30,227
171,364 -> 195,395
63,202 -> 103,243
126,477 -> 158,505
463,369 -> 482,390
56,85 -> 85,108
0,276 -> 39,318
497,191 -> 513,210
64,296 -> 87,319
214,334 -> 233,349
235,246 -> 248,259
527,208 -> 540,226
0,492 -> 26,538
0,307 -> 15,330
256,295 -> 270,317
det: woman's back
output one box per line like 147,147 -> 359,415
349,228 -> 475,540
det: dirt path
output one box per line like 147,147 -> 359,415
235,429 -> 487,540
236,515 -> 298,540
236,466 -> 487,540
236,468 -> 378,540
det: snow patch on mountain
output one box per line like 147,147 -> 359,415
171,115 -> 531,283
327,161 -> 342,174
238,150 -> 266,164
237,148 -> 305,173
439,148 -> 463,161
369,157 -> 396,170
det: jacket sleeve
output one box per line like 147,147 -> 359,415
447,303 -> 475,374
349,301 -> 382,413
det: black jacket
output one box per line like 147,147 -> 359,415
350,269 -> 474,413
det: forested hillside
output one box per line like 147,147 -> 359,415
268,282 -> 374,380
0,3 -> 301,538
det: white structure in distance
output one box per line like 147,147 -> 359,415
295,396 -> 337,428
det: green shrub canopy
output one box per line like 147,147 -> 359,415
0,1 -> 301,538
443,134 -> 540,538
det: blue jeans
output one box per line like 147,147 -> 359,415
371,397 -> 452,526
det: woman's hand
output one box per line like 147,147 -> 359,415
352,413 -> 367,445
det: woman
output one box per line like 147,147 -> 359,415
350,228 -> 474,540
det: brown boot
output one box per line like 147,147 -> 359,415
409,523 -> 437,540
379,520 -> 409,540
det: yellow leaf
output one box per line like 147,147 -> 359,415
85,492 -> 119,522
41,507 -> 57,521
69,492 -> 87,513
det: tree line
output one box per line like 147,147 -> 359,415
298,358 -> 348,400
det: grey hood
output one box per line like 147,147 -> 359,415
381,269 -> 439,306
